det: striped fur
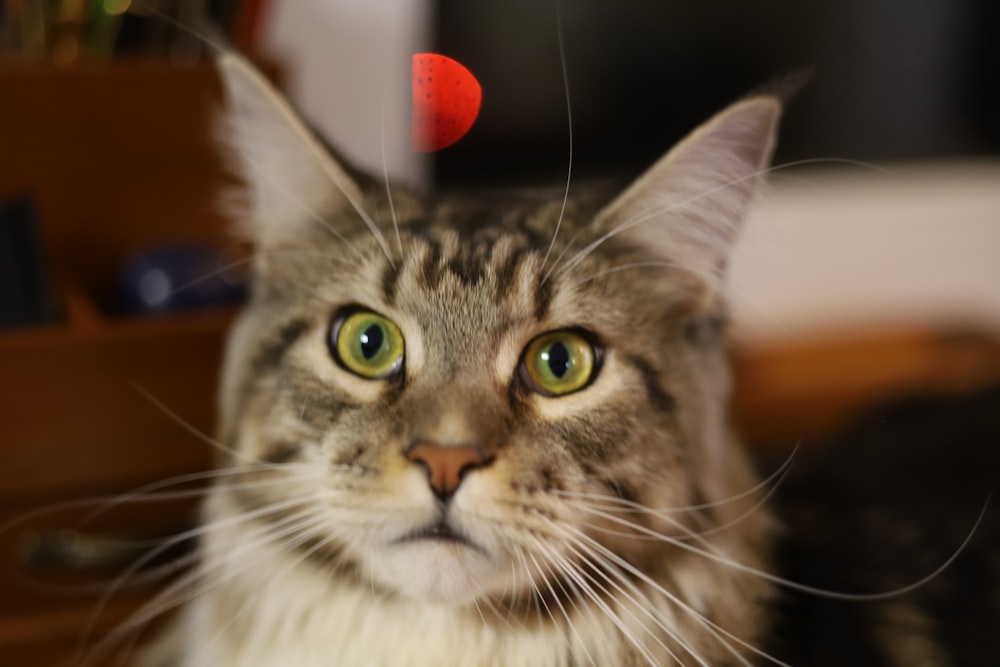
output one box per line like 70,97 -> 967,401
140,54 -> 781,667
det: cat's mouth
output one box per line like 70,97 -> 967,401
398,521 -> 482,552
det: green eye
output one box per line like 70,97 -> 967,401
521,330 -> 597,396
331,309 -> 405,379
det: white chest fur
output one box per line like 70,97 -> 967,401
174,531 -> 625,667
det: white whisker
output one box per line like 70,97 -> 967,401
554,442 -> 798,518
539,0 -> 574,282
556,158 -> 891,281
202,511 -> 343,656
524,543 -> 598,667
239,156 -> 365,261
127,383 -> 246,462
380,90 -> 404,259
81,465 -> 319,524
533,537 -> 664,666
162,249 -> 253,301
563,525 -> 765,667
571,494 -> 992,602
566,526 -> 783,667
77,494 -> 325,662
541,534 -> 703,667
88,508 -> 332,666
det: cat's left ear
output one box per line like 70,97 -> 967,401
595,96 -> 781,296
215,53 -> 363,248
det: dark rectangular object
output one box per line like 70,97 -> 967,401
0,194 -> 61,330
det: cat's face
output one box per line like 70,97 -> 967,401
212,55 -> 780,609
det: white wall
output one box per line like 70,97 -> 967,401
261,0 -> 431,188
729,163 -> 1000,344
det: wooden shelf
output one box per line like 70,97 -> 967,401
732,328 -> 1000,446
0,63 -> 237,665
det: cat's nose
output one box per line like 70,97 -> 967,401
405,442 -> 491,501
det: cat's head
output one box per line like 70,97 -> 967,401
212,54 -> 779,609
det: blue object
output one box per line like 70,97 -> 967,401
119,243 -> 248,315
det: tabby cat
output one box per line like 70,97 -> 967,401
135,53 -> 1000,667
131,51 -> 778,667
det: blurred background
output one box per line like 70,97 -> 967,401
4,0 -> 998,336
0,1 -> 999,664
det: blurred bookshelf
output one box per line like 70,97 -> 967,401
0,50 -> 236,663
0,0 -> 270,65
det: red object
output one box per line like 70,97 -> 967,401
412,53 -> 482,152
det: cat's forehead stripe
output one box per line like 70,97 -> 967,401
393,229 -> 554,312
416,237 -> 444,291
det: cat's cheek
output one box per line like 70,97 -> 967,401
233,408 -> 307,464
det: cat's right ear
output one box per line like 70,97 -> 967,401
214,53 -> 362,249
593,96 -> 781,303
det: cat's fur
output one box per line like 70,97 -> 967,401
142,53 -> 784,666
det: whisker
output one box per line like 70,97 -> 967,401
14,548 -> 199,599
238,156 -> 365,261
67,553 -> 198,664
768,156 -> 894,174
571,495 -> 993,602
556,158 -> 892,281
76,495 -> 325,663
159,248 -> 252,302
562,526 -> 763,667
539,0 -> 574,282
524,543 -> 598,667
380,90 -> 404,259
86,508 -> 331,666
542,535 -> 704,667
560,464 -> 787,544
554,442 -> 798,517
564,526 -> 782,667
76,562 -> 201,667
518,550 -> 542,628
288,135 -> 397,271
0,465 -> 317,574
531,536 -> 665,666
81,464 -> 319,524
148,8 -> 391,268
574,260 -> 680,285
127,383 -> 246,462
200,511 -> 340,656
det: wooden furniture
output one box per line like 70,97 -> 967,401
2,63 -> 999,665
732,329 -> 1000,446
0,62 -> 231,665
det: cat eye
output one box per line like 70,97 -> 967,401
330,309 -> 405,379
520,330 -> 597,396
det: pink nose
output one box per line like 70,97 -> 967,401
405,442 -> 490,500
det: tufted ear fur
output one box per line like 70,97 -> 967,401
595,96 -> 781,299
214,53 -> 366,249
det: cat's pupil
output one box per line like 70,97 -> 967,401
545,342 -> 571,378
360,324 -> 384,359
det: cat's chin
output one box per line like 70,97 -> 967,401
365,538 -> 504,605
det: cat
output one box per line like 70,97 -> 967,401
131,51 -> 782,667
131,53 -> 1000,667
